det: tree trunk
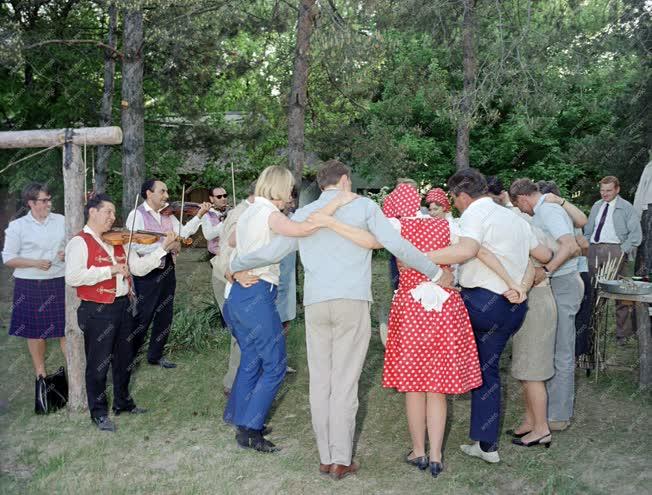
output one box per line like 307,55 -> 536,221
62,140 -> 86,411
288,0 -> 317,189
455,0 -> 475,171
121,6 -> 145,217
95,3 -> 118,194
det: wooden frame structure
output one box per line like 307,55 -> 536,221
0,126 -> 123,410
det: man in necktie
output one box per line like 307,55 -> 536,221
585,176 -> 642,343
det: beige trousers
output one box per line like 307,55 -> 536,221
305,299 -> 371,466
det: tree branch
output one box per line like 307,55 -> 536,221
24,39 -> 124,58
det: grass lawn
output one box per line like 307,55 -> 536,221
1,251 -> 650,494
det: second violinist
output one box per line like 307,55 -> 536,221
125,179 -> 212,369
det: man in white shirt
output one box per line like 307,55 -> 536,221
202,186 -> 229,317
65,194 -> 179,431
584,176 -> 642,342
427,169 -> 552,464
125,179 -> 210,369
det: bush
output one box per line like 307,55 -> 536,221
166,301 -> 230,352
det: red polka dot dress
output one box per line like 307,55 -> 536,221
382,217 -> 482,394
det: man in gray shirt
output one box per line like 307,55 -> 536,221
231,160 -> 451,479
510,179 -> 582,432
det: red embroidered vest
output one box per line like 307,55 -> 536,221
76,231 -> 126,304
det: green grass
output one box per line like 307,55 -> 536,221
1,251 -> 651,494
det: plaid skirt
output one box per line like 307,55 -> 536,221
9,277 -> 66,339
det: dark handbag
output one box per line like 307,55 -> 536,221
35,367 -> 68,414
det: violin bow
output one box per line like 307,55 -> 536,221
125,194 -> 140,306
125,194 -> 139,267
178,184 -> 185,252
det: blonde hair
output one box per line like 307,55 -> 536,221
255,166 -> 295,202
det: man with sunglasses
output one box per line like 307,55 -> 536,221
202,187 -> 230,316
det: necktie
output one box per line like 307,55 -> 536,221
594,203 -> 609,242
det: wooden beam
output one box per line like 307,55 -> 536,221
62,141 -> 87,411
0,127 -> 122,149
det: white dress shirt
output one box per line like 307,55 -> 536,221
65,226 -> 168,296
235,197 -> 280,286
458,197 -> 539,294
201,210 -> 225,241
124,201 -> 202,255
2,212 -> 66,280
590,198 -> 620,244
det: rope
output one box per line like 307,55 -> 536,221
0,143 -> 60,175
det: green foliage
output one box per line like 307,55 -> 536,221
0,0 -> 648,210
166,300 -> 227,352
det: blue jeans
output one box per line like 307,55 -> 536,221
462,287 -> 528,447
223,281 -> 287,430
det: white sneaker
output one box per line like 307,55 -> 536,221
460,442 -> 500,464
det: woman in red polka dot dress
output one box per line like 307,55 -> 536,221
381,184 -> 482,477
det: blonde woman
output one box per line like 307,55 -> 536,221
223,166 -> 352,453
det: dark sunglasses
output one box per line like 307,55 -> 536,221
212,194 -> 228,199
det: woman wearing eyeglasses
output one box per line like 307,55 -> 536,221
2,182 -> 67,412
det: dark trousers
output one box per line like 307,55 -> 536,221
462,287 -> 528,448
132,254 -> 176,363
575,271 -> 592,357
77,297 -> 137,418
223,281 -> 287,430
389,255 -> 400,291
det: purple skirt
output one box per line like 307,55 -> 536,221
9,277 -> 66,339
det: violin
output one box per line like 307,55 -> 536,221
159,201 -> 202,217
101,229 -> 193,246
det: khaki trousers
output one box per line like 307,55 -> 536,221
588,243 -> 634,338
305,299 -> 371,466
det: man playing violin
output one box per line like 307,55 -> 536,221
202,186 -> 230,316
125,179 -> 211,369
65,194 -> 180,432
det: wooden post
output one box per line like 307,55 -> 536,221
62,139 -> 87,410
636,302 -> 652,390
0,126 -> 122,412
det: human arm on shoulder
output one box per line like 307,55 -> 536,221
545,193 -> 588,228
365,201 -> 442,281
306,211 -> 383,249
267,191 -> 358,238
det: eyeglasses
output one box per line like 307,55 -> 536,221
212,194 -> 228,199
34,197 -> 52,203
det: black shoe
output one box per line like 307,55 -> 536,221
512,433 -> 552,448
92,415 -> 116,432
148,357 -> 177,369
405,450 -> 429,470
261,424 -> 272,436
235,427 -> 280,453
113,406 -> 148,416
430,461 -> 444,478
505,429 -> 531,439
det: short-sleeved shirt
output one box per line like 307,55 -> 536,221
2,212 -> 66,280
235,196 -> 280,285
458,197 -> 538,294
532,195 -> 578,277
